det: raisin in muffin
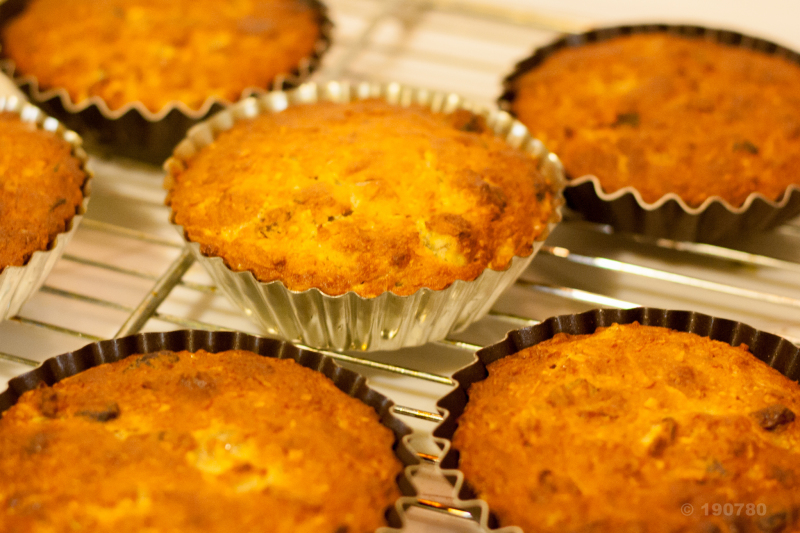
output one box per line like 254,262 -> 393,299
0,348 -> 402,533
506,31 -> 800,207
167,98 -> 558,298
1,0 -> 326,113
453,322 -> 800,533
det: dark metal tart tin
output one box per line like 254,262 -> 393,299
499,24 -> 800,243
433,307 -> 800,522
0,329 -> 417,527
0,0 -> 333,165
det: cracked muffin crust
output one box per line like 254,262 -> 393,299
0,348 -> 402,533
453,322 -> 800,533
1,0 -> 324,113
166,99 -> 558,297
0,111 -> 86,272
508,32 -> 800,207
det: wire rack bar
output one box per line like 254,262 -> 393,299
7,316 -> 104,343
62,254 -> 161,281
630,236 -> 800,272
0,351 -> 39,367
8,218 -> 798,357
81,219 -> 182,248
326,0 -> 407,79
421,0 -> 589,32
542,246 -> 800,309
39,286 -> 135,313
519,280 -> 639,309
114,248 -> 196,338
393,405 -> 445,423
303,345 -> 457,386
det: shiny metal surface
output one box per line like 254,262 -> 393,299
1,0 -> 799,529
166,80 -> 565,351
0,96 -> 92,320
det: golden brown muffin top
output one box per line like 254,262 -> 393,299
453,323 -> 800,533
0,112 -> 85,272
1,0 -> 322,112
167,99 -> 558,298
510,33 -> 800,206
0,349 -> 402,533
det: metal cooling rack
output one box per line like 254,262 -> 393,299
2,0 -> 800,529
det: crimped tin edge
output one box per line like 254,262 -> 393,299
0,95 -> 92,320
432,306 -> 800,529
498,23 -> 800,241
0,329 -> 418,527
0,0 -> 333,163
164,80 -> 566,351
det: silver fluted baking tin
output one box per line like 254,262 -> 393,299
499,24 -> 800,243
433,307 -> 800,530
0,95 -> 92,321
0,329 -> 418,528
165,80 -> 566,352
0,0 -> 333,164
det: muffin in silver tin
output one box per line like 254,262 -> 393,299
0,329 -> 417,531
499,24 -> 800,243
164,80 -> 565,352
0,95 -> 91,321
0,0 -> 332,164
435,307 -> 800,532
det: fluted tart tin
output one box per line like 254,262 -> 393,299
0,0 -> 333,164
0,95 -> 92,321
0,329 -> 418,531
164,80 -> 565,352
499,24 -> 800,243
435,307 -> 800,531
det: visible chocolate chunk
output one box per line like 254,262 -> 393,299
612,112 -> 640,127
77,402 -> 121,422
751,404 -> 796,430
648,418 -> 678,457
733,140 -> 759,155
450,109 -> 486,133
128,350 -> 180,370
39,388 -> 59,418
391,252 -> 410,268
538,469 -> 557,493
537,469 -> 582,496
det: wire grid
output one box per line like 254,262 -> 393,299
2,0 -> 800,413
1,0 -> 800,525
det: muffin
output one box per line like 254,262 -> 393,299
0,333 -> 407,533
0,97 -> 90,320
500,25 -> 800,242
439,309 -> 800,533
165,81 -> 564,351
0,0 -> 331,162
